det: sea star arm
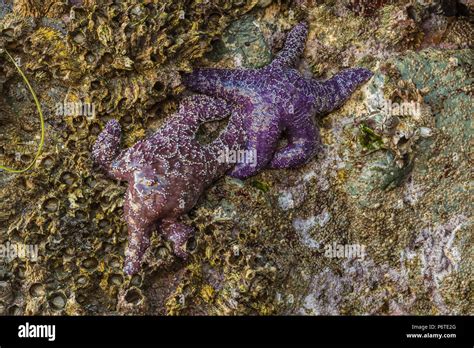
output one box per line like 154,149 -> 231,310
202,109 -> 246,178
160,218 -> 194,259
228,109 -> 283,179
183,68 -> 256,105
179,95 -> 230,129
312,67 -> 373,114
267,118 -> 321,169
92,119 -> 123,178
271,22 -> 308,68
123,189 -> 153,275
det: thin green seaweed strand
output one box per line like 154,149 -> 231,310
0,49 -> 45,173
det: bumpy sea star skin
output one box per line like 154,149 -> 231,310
93,95 -> 245,275
184,22 -> 373,179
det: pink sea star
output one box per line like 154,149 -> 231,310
93,96 -> 244,274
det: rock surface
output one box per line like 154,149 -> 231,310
0,0 -> 471,315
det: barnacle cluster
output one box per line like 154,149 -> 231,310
164,177 -> 300,315
0,0 -> 261,315
344,0 -> 392,16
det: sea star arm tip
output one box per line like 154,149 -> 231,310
313,67 -> 373,114
92,119 -> 122,177
123,223 -> 152,276
272,21 -> 309,68
160,219 -> 195,259
268,123 -> 322,169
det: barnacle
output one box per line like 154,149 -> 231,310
0,281 -> 14,304
29,283 -> 45,298
47,291 -> 67,310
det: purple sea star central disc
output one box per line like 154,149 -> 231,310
184,22 -> 373,179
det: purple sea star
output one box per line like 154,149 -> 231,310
184,22 -> 373,179
93,95 -> 244,275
